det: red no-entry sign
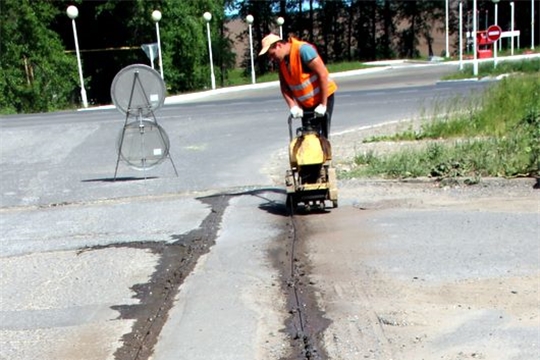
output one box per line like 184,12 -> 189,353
487,25 -> 503,42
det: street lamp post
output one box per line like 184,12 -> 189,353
493,0 -> 501,50
510,2 -> 515,55
152,10 -> 164,79
246,15 -> 256,85
466,11 -> 472,53
473,0 -> 478,76
203,12 -> 216,90
66,5 -> 88,108
459,1 -> 464,70
445,0 -> 449,58
493,0 -> 500,63
532,0 -> 535,49
276,17 -> 284,39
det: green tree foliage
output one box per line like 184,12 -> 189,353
159,0 -> 228,93
1,0 -> 233,111
0,0 -> 79,114
76,0 -> 234,100
49,0 -> 233,104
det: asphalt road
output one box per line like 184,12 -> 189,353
0,62 -> 488,208
1,61 -> 538,360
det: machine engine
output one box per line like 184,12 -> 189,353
285,115 -> 338,212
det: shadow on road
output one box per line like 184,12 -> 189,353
198,187 -> 289,217
198,187 -> 334,217
81,176 -> 159,182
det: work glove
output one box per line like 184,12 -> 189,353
290,105 -> 303,119
314,104 -> 327,117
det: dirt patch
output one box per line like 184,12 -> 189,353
300,204 -> 539,360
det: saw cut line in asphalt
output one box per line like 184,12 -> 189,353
78,194 -> 229,360
279,206 -> 332,360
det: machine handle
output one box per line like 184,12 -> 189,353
288,115 -> 293,141
287,111 -> 323,140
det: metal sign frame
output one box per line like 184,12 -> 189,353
111,64 -> 178,180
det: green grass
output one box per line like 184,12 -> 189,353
224,61 -> 377,87
345,71 -> 540,182
444,58 -> 540,80
224,69 -> 279,86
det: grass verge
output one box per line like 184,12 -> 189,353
443,58 -> 540,80
224,61 -> 377,87
344,71 -> 540,183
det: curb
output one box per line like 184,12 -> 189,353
79,53 -> 539,112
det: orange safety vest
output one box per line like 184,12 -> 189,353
280,38 -> 337,108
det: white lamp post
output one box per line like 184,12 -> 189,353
493,1 -> 499,30
445,0 -> 449,58
203,12 -> 216,90
152,10 -> 164,79
459,1 -> 464,70
66,5 -> 88,108
466,11 -> 471,53
532,0 -> 535,49
494,0 -> 502,51
246,14 -> 256,85
493,0 -> 500,65
473,0 -> 478,76
276,16 -> 284,39
511,2 -> 515,55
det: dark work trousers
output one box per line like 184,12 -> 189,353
301,94 -> 335,139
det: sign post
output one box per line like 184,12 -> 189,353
141,43 -> 158,69
487,25 -> 502,68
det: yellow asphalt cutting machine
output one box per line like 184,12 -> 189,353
285,112 -> 338,213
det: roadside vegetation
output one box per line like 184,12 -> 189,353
444,57 -> 540,80
225,61 -> 375,86
343,59 -> 540,183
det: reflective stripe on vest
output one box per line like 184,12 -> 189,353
288,74 -> 319,91
296,86 -> 320,102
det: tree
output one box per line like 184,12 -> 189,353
46,0 -> 233,104
0,0 -> 79,113
350,0 -> 380,60
233,0 -> 280,75
378,0 -> 398,59
317,0 -> 348,62
395,1 -> 445,59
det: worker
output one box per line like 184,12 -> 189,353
259,33 -> 337,138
